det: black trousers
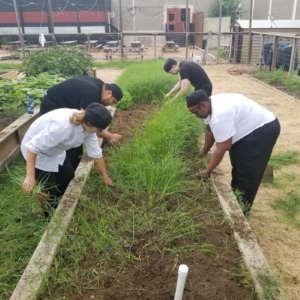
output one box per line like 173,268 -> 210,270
35,155 -> 75,200
229,118 -> 280,212
40,95 -> 83,170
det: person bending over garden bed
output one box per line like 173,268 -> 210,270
41,76 -> 123,170
186,90 -> 280,214
163,58 -> 213,101
21,103 -> 113,216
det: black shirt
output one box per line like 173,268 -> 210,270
44,76 -> 104,111
179,61 -> 212,94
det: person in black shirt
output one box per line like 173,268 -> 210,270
40,76 -> 123,170
163,58 -> 212,101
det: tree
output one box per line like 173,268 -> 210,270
208,0 -> 242,24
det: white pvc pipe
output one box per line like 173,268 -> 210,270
174,264 -> 189,300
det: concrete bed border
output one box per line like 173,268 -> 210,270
10,105 -> 284,299
212,169 -> 285,299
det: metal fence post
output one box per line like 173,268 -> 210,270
271,35 -> 278,71
288,37 -> 297,75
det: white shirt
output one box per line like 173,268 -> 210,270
21,108 -> 102,172
204,93 -> 275,144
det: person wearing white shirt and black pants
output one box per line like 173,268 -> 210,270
186,90 -> 280,214
21,103 -> 112,215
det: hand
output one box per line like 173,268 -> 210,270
200,169 -> 211,180
22,175 -> 36,193
103,176 -> 113,186
108,133 -> 122,144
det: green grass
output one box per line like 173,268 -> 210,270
0,157 -> 48,299
41,100 -> 212,296
271,192 -> 300,228
255,68 -> 300,98
264,151 -> 300,228
268,150 -> 299,169
117,59 -> 177,104
0,62 -> 21,70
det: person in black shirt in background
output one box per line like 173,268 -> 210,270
40,76 -> 123,170
163,58 -> 213,101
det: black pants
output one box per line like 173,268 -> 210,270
40,95 -> 83,170
229,118 -> 280,213
35,155 -> 75,201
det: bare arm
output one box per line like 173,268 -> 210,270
22,150 -> 37,193
201,137 -> 232,177
98,130 -> 122,144
201,125 -> 215,156
165,79 -> 181,98
94,157 -> 113,186
170,79 -> 190,100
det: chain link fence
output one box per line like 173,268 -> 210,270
1,31 -> 299,75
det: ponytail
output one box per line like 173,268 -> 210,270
70,111 -> 86,125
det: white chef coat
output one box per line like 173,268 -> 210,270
21,108 -> 102,172
204,93 -> 275,144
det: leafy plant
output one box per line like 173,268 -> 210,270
21,47 -> 94,77
0,72 -> 65,111
115,91 -> 133,110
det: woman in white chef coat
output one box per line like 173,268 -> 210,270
21,103 -> 113,210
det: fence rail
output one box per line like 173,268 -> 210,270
1,31 -> 299,74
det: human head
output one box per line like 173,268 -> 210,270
101,83 -> 123,106
186,89 -> 211,119
85,103 -> 112,130
163,58 -> 178,74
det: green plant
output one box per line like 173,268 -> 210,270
271,192 -> 300,228
255,69 -> 300,98
0,157 -> 48,299
117,59 -> 177,104
0,72 -> 65,111
21,47 -> 94,77
268,150 -> 299,169
115,91 -> 133,110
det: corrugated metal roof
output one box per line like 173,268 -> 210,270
235,19 -> 300,29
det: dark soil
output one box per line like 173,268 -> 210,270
42,105 -> 257,300
0,107 -> 26,131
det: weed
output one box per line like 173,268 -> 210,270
271,192 -> 300,228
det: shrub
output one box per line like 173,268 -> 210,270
21,47 -> 94,77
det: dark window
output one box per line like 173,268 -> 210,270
168,24 -> 174,31
169,13 -> 175,21
181,9 -> 186,22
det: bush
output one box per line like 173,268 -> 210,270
21,47 -> 94,77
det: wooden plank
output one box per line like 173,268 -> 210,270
0,109 -> 39,171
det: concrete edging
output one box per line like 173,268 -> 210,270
212,169 -> 285,300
